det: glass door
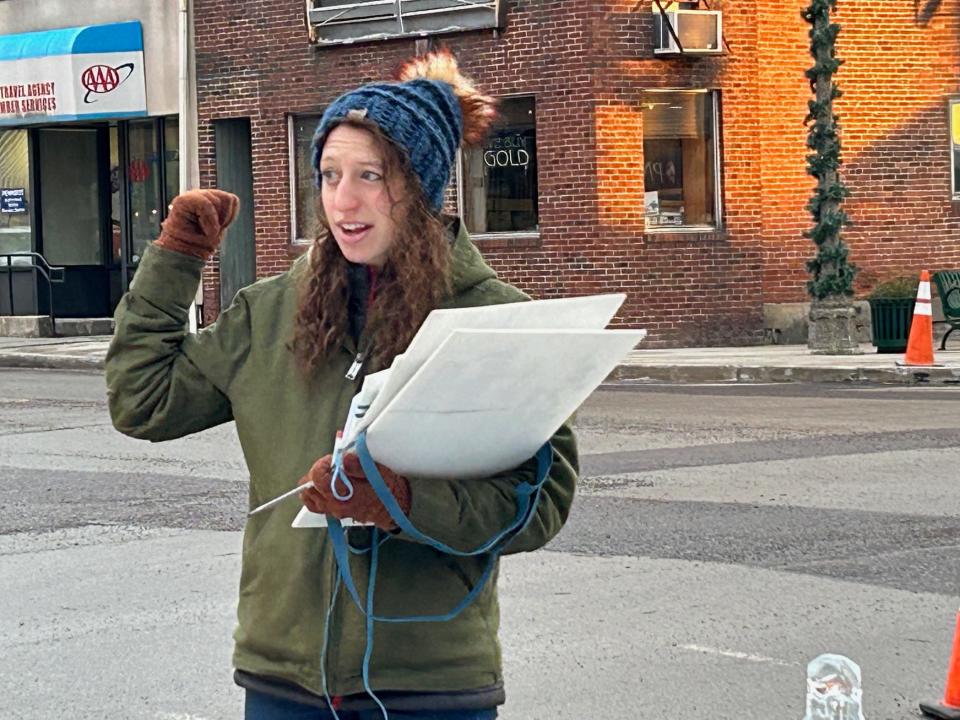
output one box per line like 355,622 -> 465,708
39,128 -> 104,265
36,126 -> 112,318
122,117 -> 178,289
127,119 -> 163,269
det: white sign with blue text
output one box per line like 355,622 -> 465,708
0,188 -> 25,213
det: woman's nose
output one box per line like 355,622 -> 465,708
334,177 -> 361,211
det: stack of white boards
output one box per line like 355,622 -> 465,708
292,293 -> 645,528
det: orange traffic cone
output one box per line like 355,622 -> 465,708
920,609 -> 960,719
901,270 -> 937,366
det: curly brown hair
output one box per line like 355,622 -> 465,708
292,119 -> 452,375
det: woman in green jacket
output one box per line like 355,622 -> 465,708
106,51 -> 578,720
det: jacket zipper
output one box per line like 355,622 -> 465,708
345,349 -> 366,380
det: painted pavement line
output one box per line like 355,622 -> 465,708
679,643 -> 799,668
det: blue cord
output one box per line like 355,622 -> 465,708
321,434 -> 554,717
362,527 -> 390,720
320,571 -> 343,720
319,533 -> 389,718
330,453 -> 354,501
356,432 -> 548,558
327,433 -> 552,622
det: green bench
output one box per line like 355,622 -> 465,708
933,271 -> 960,350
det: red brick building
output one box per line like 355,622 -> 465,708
192,1 -> 960,346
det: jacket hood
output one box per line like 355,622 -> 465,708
446,217 -> 497,297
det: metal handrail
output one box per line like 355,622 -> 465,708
0,252 -> 66,334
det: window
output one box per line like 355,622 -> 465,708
120,117 -> 180,264
951,99 -> 959,199
110,126 -> 121,264
127,119 -> 164,262
459,96 -> 539,236
0,129 -> 31,265
642,90 -> 720,231
292,101 -> 540,241
163,117 -> 180,216
291,115 -> 322,244
307,0 -> 504,46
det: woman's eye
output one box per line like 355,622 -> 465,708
320,169 -> 338,184
361,170 -> 383,182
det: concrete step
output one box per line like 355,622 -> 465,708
0,316 -> 115,338
54,317 -> 115,337
0,316 -> 54,338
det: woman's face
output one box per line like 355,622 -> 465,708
318,124 -> 403,268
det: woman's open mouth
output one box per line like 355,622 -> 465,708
337,222 -> 373,243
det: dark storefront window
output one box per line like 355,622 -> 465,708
291,115 -> 321,244
0,117 -> 178,317
460,96 -> 539,235
292,102 -> 540,240
0,129 -> 31,265
642,90 -> 720,230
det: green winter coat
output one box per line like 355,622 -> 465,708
105,221 -> 579,702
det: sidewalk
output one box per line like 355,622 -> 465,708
0,336 -> 110,371
614,344 -> 960,385
2,335 -> 959,384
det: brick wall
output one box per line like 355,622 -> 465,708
757,0 -> 960,302
594,1 -> 765,344
193,0 -> 960,343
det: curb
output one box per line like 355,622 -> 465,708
2,351 -> 960,385
609,364 -> 960,385
0,353 -> 105,372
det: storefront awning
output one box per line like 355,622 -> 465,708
0,21 -> 147,127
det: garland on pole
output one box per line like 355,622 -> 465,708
802,0 -> 857,300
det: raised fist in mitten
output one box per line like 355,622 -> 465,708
155,189 -> 239,261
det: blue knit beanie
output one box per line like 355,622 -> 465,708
311,78 -> 463,212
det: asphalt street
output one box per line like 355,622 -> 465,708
1,368 -> 959,719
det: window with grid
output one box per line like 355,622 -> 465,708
307,1 -> 504,45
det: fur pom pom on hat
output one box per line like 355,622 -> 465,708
311,49 -> 496,211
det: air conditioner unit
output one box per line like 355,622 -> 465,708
653,8 -> 723,56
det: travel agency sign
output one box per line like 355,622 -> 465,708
0,21 -> 147,126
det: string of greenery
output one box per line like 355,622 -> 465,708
802,0 -> 857,300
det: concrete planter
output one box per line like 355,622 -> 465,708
808,299 -> 863,355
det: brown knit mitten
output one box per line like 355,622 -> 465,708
298,453 -> 412,531
155,189 -> 240,261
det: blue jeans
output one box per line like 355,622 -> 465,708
244,689 -> 498,720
